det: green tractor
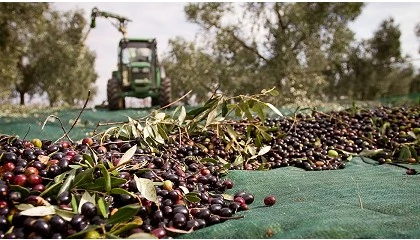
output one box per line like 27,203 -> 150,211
89,7 -> 171,110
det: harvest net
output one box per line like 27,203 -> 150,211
181,158 -> 420,239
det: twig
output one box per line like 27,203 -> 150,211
64,90 -> 91,140
41,115 -> 73,143
23,125 -> 31,140
156,90 -> 192,111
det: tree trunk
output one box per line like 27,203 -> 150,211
19,91 -> 25,105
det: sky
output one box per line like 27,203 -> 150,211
52,2 -> 420,106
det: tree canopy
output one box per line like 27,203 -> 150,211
0,3 -> 97,106
164,2 -> 419,105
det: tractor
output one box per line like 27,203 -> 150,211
89,7 -> 171,110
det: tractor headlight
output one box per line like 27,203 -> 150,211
132,67 -> 140,73
142,68 -> 150,73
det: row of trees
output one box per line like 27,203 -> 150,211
1,3 -> 419,107
163,3 -> 420,105
0,3 -> 97,106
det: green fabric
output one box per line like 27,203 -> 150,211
0,108 -> 152,141
181,158 -> 420,239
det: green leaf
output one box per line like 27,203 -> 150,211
407,131 -> 417,139
268,89 -> 279,96
178,106 -> 186,125
221,101 -> 228,117
398,145 -> 412,161
16,203 -> 34,211
39,181 -> 62,197
70,168 -> 95,188
105,233 -> 120,239
118,144 -> 137,167
80,177 -> 126,191
258,145 -> 271,156
83,154 -> 95,168
110,218 -> 143,236
71,193 -> 78,213
97,197 -> 109,219
54,207 -> 76,221
97,164 -> 111,194
222,193 -> 234,201
57,169 -> 76,196
54,171 -> 68,183
200,157 -> 219,165
253,102 -> 265,122
110,188 -> 134,196
184,192 -> 200,203
265,103 -> 283,117
205,108 -> 218,128
155,112 -> 166,121
232,155 -> 244,167
20,205 -> 55,216
107,204 -> 141,225
409,146 -> 418,159
239,101 -> 253,121
133,175 -> 158,204
380,122 -> 390,136
358,148 -> 383,157
78,191 -> 96,214
225,125 -> 237,142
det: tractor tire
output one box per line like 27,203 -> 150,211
158,77 -> 172,107
107,78 -> 125,110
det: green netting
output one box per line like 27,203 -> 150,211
0,108 -> 152,141
180,158 -> 420,239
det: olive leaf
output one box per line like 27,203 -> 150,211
110,217 -> 143,235
83,153 -> 95,168
54,207 -> 76,221
358,148 -> 384,157
133,175 -> 158,204
16,203 -> 34,211
106,204 -> 141,225
70,168 -> 95,188
20,205 -> 56,216
178,106 -> 186,125
398,145 -> 412,161
97,197 -> 109,219
184,192 -> 200,203
118,144 -> 137,167
265,103 -> 283,117
57,169 -> 76,196
258,145 -> 271,156
205,108 -> 218,128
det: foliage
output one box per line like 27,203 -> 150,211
337,18 -> 415,101
0,3 -> 97,106
161,2 -> 364,105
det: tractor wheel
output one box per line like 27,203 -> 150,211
158,77 -> 172,107
107,78 -> 125,110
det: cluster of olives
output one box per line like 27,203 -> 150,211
0,135 -> 261,238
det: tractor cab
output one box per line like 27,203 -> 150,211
118,38 -> 158,91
